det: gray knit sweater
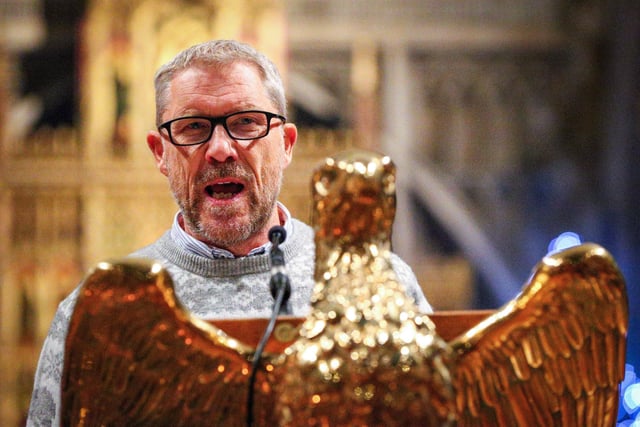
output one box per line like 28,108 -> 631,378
26,218 -> 430,426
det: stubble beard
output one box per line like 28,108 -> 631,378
171,163 -> 282,249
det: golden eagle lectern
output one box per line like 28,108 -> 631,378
62,150 -> 628,426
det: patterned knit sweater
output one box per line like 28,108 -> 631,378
26,218 -> 430,426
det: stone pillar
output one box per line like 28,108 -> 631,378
351,39 -> 380,149
380,43 -> 419,262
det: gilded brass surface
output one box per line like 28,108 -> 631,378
450,243 -> 628,426
61,259 -> 278,426
274,150 -> 456,426
62,150 -> 628,426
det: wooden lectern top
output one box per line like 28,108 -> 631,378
209,310 -> 495,353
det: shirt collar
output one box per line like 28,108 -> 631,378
170,202 -> 292,259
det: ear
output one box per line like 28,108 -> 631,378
281,123 -> 297,168
147,130 -> 169,176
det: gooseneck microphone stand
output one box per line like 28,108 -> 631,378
246,226 -> 292,427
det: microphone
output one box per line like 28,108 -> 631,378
268,224 -> 286,244
268,226 -> 291,312
246,226 -> 292,426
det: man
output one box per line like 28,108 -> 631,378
27,39 -> 431,425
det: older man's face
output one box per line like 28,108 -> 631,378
147,62 -> 297,255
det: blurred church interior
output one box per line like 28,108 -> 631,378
1,0 -> 638,424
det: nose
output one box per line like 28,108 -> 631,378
203,123 -> 238,163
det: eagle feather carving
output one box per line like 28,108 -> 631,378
62,150 -> 628,426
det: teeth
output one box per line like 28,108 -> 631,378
206,181 -> 244,199
211,192 -> 235,199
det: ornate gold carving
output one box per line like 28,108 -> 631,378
274,321 -> 300,343
275,150 -> 456,426
62,150 -> 628,426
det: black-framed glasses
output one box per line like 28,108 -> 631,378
158,110 -> 286,146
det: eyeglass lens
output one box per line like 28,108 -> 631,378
169,111 -> 274,145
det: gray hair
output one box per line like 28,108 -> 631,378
154,40 -> 287,125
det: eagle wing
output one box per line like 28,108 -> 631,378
450,243 -> 628,427
61,258 -> 278,426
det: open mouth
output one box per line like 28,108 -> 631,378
205,182 -> 245,199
